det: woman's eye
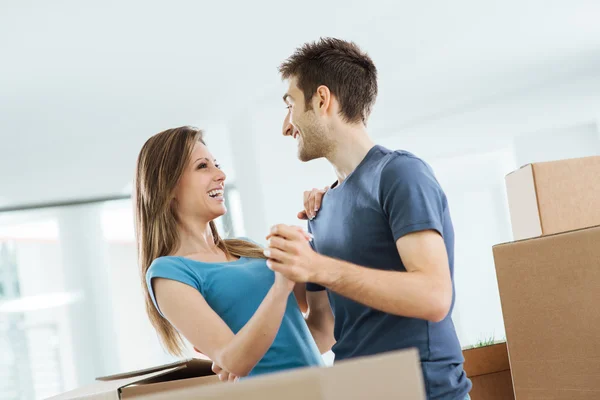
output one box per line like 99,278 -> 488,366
197,163 -> 207,169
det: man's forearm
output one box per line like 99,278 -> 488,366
315,257 -> 451,322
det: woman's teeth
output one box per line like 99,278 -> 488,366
208,189 -> 224,198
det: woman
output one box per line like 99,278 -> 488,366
134,126 -> 324,381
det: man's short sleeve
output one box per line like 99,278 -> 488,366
379,154 -> 446,242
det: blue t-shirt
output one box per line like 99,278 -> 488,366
146,255 -> 323,376
307,145 -> 471,400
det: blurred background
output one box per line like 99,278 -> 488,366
1,0 -> 600,398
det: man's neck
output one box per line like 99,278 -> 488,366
327,125 -> 375,184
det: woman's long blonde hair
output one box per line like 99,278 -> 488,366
134,126 -> 266,356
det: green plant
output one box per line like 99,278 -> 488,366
474,335 -> 497,348
461,333 -> 508,351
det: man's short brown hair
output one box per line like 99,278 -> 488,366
279,38 -> 378,125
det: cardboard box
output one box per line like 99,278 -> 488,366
190,348 -> 425,400
505,156 -> 600,240
492,226 -> 600,399
49,348 -> 425,400
462,342 -> 515,400
48,358 -> 220,400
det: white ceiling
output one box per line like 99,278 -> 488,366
2,0 -> 600,207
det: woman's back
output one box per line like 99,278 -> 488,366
146,255 -> 324,376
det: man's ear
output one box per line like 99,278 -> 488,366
314,85 -> 332,116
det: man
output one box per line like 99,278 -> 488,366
265,38 -> 472,400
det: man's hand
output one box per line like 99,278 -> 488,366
298,186 -> 329,220
265,224 -> 322,283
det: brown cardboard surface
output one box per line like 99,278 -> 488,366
505,155 -> 600,240
463,343 -> 515,400
463,342 -> 510,377
469,371 -> 514,400
493,226 -> 600,399
320,348 -> 425,399
49,348 -> 425,400
534,156 -> 600,236
188,348 -> 425,400
123,375 -> 221,399
169,370 -> 323,400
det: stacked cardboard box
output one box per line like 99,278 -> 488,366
493,155 -> 600,399
462,342 -> 514,400
48,348 -> 426,399
504,155 -> 600,240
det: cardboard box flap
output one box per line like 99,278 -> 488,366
47,365 -> 185,400
48,358 -> 215,400
97,358 -> 210,381
132,358 -> 214,386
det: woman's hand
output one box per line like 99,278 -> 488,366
297,186 -> 329,220
273,270 -> 296,293
264,225 -> 321,284
211,362 -> 239,382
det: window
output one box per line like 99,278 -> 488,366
0,188 -> 248,398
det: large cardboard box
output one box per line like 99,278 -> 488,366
492,226 -> 600,399
49,348 -> 425,400
505,156 -> 600,240
462,342 -> 515,400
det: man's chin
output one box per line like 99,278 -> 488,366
298,149 -> 319,162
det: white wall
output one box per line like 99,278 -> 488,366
513,122 -> 600,166
227,99 -> 335,245
381,73 -> 600,139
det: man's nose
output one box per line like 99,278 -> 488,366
282,112 -> 293,137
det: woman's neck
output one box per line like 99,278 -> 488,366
174,217 -> 222,258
